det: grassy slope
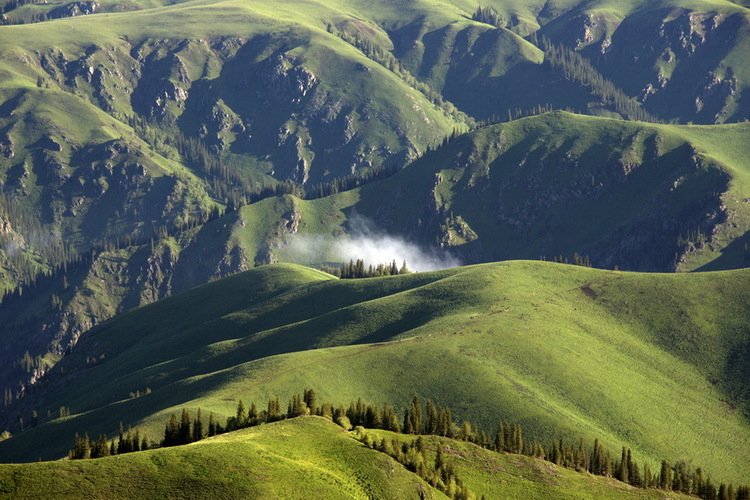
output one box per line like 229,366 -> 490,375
1,261 -> 748,485
224,112 -> 750,271
369,430 -> 697,500
0,0 -> 460,171
0,87 -> 213,243
0,416 -> 700,500
393,112 -> 750,270
0,417 -> 444,500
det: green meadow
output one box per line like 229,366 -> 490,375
1,261 -> 747,486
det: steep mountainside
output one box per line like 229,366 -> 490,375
6,111 -> 750,412
1,262 -> 748,485
222,112 -> 750,273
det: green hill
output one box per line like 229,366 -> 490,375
4,0 -> 750,409
1,261 -> 748,486
0,417 -> 442,500
6,111 -> 750,433
227,112 -> 750,273
0,416 -> 703,499
2,0 -> 750,493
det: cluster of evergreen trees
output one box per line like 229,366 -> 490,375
66,390 -> 749,500
304,163 -> 399,200
0,0 -> 41,16
129,114 -> 405,209
326,24 -> 474,128
69,424 -> 150,460
361,433 -> 475,500
471,6 -> 507,29
535,36 -> 658,123
322,259 -> 411,279
162,408 -> 208,446
0,190 -> 80,287
539,253 -> 593,267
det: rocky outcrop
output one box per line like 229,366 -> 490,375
591,8 -> 746,123
0,134 -> 13,159
48,1 -> 99,19
256,54 -> 318,105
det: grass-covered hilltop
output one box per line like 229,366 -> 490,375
2,0 -> 750,497
0,262 -> 748,497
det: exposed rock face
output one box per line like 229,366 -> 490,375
28,33 -> 430,186
256,54 -> 318,104
588,8 -> 748,123
0,134 -> 14,159
48,1 -> 100,19
131,51 -> 192,120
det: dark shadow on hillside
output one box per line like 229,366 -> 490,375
693,229 -> 750,272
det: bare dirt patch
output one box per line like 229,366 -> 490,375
580,285 -> 597,299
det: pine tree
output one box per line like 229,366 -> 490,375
409,396 -> 423,434
439,407 -> 453,438
381,404 -> 400,432
403,408 -> 414,434
117,423 -> 127,454
193,409 -> 203,442
235,400 -> 246,428
248,403 -> 259,426
495,421 -> 506,452
659,460 -> 672,490
179,409 -> 191,444
303,389 -> 317,414
435,446 -> 444,470
643,462 -> 652,488
425,400 -> 438,435
511,424 -> 523,454
208,412 -> 216,437
164,413 -> 179,447
617,447 -> 629,483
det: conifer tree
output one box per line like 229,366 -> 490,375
179,409 -> 192,444
164,413 -> 179,446
643,462 -> 653,488
208,412 -> 216,437
132,428 -> 140,452
495,421 -> 506,452
303,389 -> 317,414
381,404 -> 400,432
659,460 -> 672,490
617,447 -> 629,483
438,407 -> 453,438
117,422 -> 125,454
235,400 -> 246,428
425,400 -> 438,435
435,446 -> 444,470
403,408 -> 414,434
193,409 -> 203,442
247,403 -> 258,426
409,396 -> 422,434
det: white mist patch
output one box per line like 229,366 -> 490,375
286,215 -> 461,272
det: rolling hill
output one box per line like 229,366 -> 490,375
1,261 -> 748,487
6,110 -> 750,442
0,416 -> 703,499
